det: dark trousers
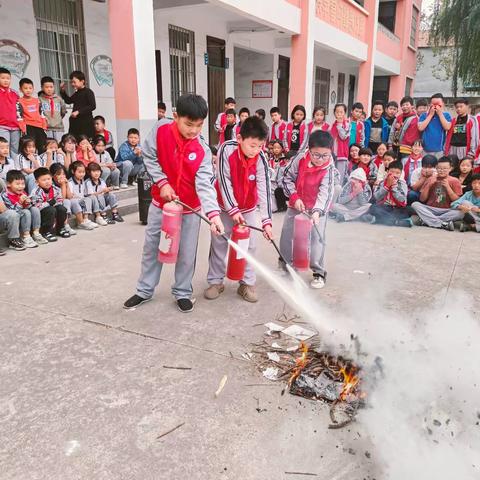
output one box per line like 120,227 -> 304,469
407,190 -> 420,205
40,205 -> 67,234
369,204 -> 412,226
25,125 -> 47,154
274,187 -> 288,212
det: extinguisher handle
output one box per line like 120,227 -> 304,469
300,210 -> 323,238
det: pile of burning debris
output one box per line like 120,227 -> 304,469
246,318 -> 366,429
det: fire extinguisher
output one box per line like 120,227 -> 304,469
292,214 -> 312,270
158,201 -> 183,264
226,224 -> 250,280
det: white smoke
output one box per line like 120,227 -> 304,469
229,240 -> 480,479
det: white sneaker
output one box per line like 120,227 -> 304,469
77,222 -> 95,230
86,219 -> 99,228
120,183 -> 128,189
31,232 -> 48,245
310,276 -> 325,289
95,216 -> 108,226
132,181 -> 138,186
22,235 -> 39,248
65,224 -> 77,235
113,185 -> 120,190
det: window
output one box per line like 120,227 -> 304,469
337,73 -> 345,104
410,6 -> 419,47
169,25 -> 196,106
314,67 -> 330,114
33,0 -> 88,90
372,76 -> 391,106
378,1 -> 397,33
405,78 -> 413,96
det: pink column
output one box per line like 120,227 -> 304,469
356,0 -> 379,110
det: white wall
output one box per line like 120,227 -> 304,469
234,47 -> 274,116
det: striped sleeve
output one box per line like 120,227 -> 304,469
195,135 -> 220,219
281,152 -> 301,203
217,141 -> 240,216
312,165 -> 335,215
256,151 -> 272,227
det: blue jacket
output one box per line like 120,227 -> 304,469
364,117 -> 389,148
115,141 -> 143,165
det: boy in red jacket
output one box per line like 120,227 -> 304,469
280,130 -> 336,289
124,94 -> 224,313
204,116 -> 273,303
0,68 -> 22,158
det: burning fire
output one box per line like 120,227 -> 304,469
339,364 -> 360,401
287,342 -> 309,387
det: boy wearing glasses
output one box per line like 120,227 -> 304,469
279,130 -> 336,289
411,156 -> 462,230
204,116 -> 273,304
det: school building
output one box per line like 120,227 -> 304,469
0,0 -> 422,145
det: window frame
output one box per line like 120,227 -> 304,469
314,67 -> 331,115
410,6 -> 419,48
337,72 -> 345,104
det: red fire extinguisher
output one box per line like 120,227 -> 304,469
158,201 -> 183,264
292,214 -> 312,270
226,224 -> 250,280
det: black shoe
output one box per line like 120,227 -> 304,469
9,238 -> 26,251
105,215 -> 116,224
361,213 -> 375,224
43,232 -> 58,242
112,213 -> 124,223
123,294 -> 152,310
57,227 -> 71,238
177,298 -> 196,313
336,214 -> 345,223
441,221 -> 454,231
395,218 -> 413,228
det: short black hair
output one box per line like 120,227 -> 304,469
6,170 -> 25,183
270,107 -> 281,115
19,77 -> 33,87
239,107 -> 250,116
416,98 -> 428,108
0,136 -> 8,144
308,130 -> 333,150
384,149 -> 397,159
40,76 -> 54,85
157,101 -> 166,110
400,96 -> 414,106
0,67 -> 11,75
454,97 -> 469,106
50,163 -> 67,177
372,100 -> 384,109
87,162 -> 102,173
92,135 -> 106,145
224,97 -> 236,105
176,94 -> 208,120
422,154 -> 438,167
471,174 -> 480,183
359,147 -> 373,157
127,128 -> 140,136
69,160 -> 85,176
387,101 -> 399,108
387,160 -> 403,172
437,155 -> 451,166
255,108 -> 266,120
352,102 -> 364,111
334,103 -> 347,113
34,167 -> 51,180
209,145 -> 218,156
69,70 -> 86,82
225,108 -> 236,116
431,93 -> 444,101
93,115 -> 105,123
239,116 -> 268,141
291,104 -> 306,120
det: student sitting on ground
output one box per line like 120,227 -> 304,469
93,115 -> 116,159
0,169 -> 46,247
39,138 -> 65,168
76,134 -> 96,167
50,163 -> 76,236
30,167 -> 69,240
115,128 -> 144,189
85,162 -> 123,224
0,137 -> 15,192
451,157 -> 473,194
375,149 -> 404,186
402,139 -> 423,188
408,154 -> 437,205
0,194 -> 23,253
331,168 -> 372,223
451,174 -> 480,232
373,142 -> 387,168
351,148 -> 378,187
369,160 -> 411,227
58,134 -> 77,171
92,135 -> 120,189
17,136 -> 41,193
411,156 -> 463,231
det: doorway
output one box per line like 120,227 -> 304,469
207,36 -> 226,145
348,74 -> 356,112
277,55 -> 290,119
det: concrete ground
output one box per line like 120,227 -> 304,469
1,211 -> 479,480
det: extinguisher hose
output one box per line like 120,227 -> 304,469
300,211 -> 323,238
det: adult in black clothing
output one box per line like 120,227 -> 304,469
60,71 -> 96,139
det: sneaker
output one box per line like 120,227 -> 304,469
441,221 -> 455,231
106,217 -> 116,225
95,216 -> 108,226
112,213 -> 124,223
410,214 -> 424,226
336,214 -> 346,223
43,232 -> 58,242
360,213 -> 374,223
0,248 -> 6,256
65,223 -> 77,235
77,221 -> 95,231
32,232 -> 48,245
132,180 -> 138,186
57,227 -> 71,238
204,284 -> 225,300
123,294 -> 152,310
23,235 -> 39,248
113,185 -> 120,190
237,284 -> 258,303
86,219 -> 99,229
120,183 -> 128,189
310,275 -> 325,289
8,238 -> 26,251
177,297 -> 196,313
395,218 -> 413,228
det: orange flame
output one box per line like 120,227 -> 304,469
288,342 -> 309,387
340,365 -> 360,401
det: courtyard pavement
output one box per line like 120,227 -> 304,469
1,211 -> 479,479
